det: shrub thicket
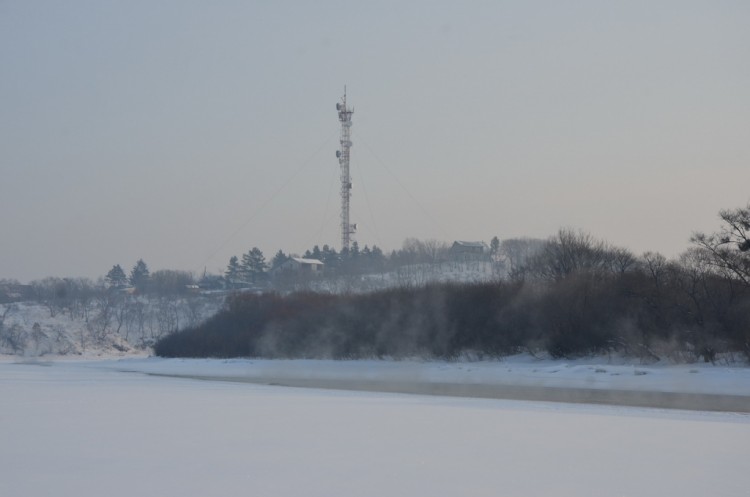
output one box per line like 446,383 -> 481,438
156,206 -> 750,362
154,269 -> 750,361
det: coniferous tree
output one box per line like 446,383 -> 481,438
372,245 -> 384,258
129,259 -> 150,291
490,236 -> 500,259
240,251 -> 252,283
271,250 -> 290,271
240,247 -> 267,284
370,245 -> 386,272
225,256 -> 240,288
311,245 -> 322,261
105,264 -> 128,289
321,245 -> 339,266
361,245 -> 372,271
251,247 -> 268,274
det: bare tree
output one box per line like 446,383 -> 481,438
500,237 -> 545,276
90,291 -> 117,344
31,277 -> 67,317
520,230 -> 609,281
0,304 -> 26,354
0,303 -> 14,329
419,239 -> 450,264
691,203 -> 750,287
604,247 -> 637,275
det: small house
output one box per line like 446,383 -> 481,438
450,241 -> 489,260
276,257 -> 325,276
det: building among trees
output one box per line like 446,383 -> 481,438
274,258 -> 324,276
450,241 -> 489,260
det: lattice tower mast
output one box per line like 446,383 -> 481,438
336,88 -> 355,252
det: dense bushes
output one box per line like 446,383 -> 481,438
154,268 -> 750,361
156,205 -> 750,362
155,284 -> 517,359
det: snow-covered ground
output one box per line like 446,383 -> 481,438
77,355 -> 750,412
95,354 -> 750,396
0,297 -> 223,357
2,358 -> 749,496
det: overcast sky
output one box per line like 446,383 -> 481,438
1,1 -> 748,282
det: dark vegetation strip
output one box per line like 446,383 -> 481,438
154,271 -> 750,362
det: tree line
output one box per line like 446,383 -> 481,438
218,238 -> 523,292
96,238 -> 525,295
155,203 -> 750,362
222,242 -> 390,288
0,260 -> 223,356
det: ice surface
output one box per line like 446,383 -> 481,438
1,359 -> 748,497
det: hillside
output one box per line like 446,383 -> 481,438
0,295 -> 223,357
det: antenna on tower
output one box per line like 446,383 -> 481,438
336,87 -> 355,252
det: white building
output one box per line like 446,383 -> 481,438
275,258 -> 325,276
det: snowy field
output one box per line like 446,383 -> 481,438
1,358 -> 749,497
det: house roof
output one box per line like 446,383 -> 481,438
452,241 -> 488,248
290,258 -> 324,265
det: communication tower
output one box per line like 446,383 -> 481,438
336,88 -> 356,252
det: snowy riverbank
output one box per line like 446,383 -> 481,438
96,354 -> 750,395
9,354 -> 749,411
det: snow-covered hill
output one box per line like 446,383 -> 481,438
0,295 -> 223,357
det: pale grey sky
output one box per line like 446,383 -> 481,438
1,1 -> 749,282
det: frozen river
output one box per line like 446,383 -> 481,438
1,359 -> 748,497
